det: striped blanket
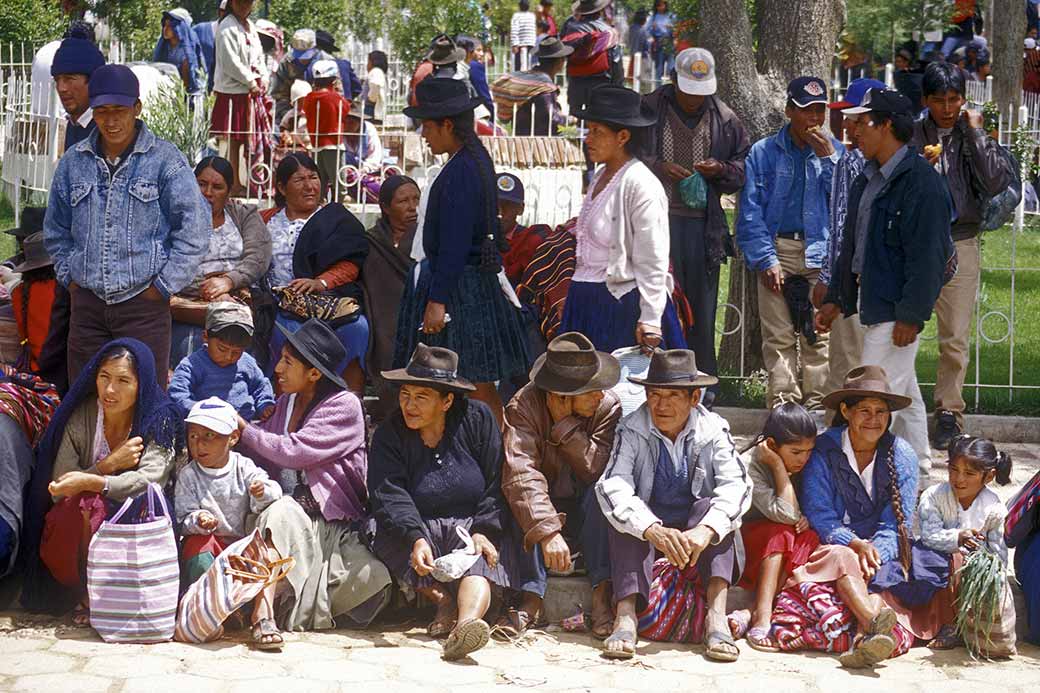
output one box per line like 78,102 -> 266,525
0,364 -> 59,447
491,71 -> 558,123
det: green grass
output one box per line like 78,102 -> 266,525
0,196 -> 15,259
714,216 -> 1040,415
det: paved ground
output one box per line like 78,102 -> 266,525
0,442 -> 1036,692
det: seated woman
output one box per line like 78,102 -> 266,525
263,153 -> 370,394
236,319 -> 392,632
369,344 -> 511,661
152,9 -> 206,95
10,232 -> 58,372
731,402 -> 819,652
784,366 -> 916,668
362,176 -> 420,421
20,339 -> 184,622
170,156 -> 272,366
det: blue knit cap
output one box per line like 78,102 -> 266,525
50,38 -> 106,78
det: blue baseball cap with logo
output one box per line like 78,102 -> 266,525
787,76 -> 829,108
497,173 -> 525,205
88,64 -> 140,109
830,78 -> 886,110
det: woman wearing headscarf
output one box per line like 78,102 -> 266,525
153,8 -> 207,95
20,339 -> 185,622
362,176 -> 421,421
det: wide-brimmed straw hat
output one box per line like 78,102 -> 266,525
628,349 -> 718,390
381,343 -> 476,393
529,332 -> 619,395
821,365 -> 912,412
275,319 -> 349,391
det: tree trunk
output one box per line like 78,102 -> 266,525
696,0 -> 846,379
991,0 -> 1025,118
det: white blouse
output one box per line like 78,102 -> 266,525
196,215 -> 244,279
573,160 -> 636,283
266,208 -> 315,288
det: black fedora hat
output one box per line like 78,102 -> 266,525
12,232 -> 54,274
529,332 -> 620,395
628,349 -> 719,389
381,343 -> 476,393
821,365 -> 912,412
572,0 -> 612,16
314,29 -> 340,54
426,34 -> 466,66
4,207 -> 45,238
573,84 -> 656,129
536,37 -> 574,61
403,77 -> 482,120
275,319 -> 349,391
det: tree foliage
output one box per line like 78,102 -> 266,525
386,0 -> 484,65
269,0 -> 348,37
0,0 -> 66,44
343,0 -> 388,43
843,0 -> 950,60
94,0 -> 165,55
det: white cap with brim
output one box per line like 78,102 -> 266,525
186,397 -> 238,436
675,48 -> 717,96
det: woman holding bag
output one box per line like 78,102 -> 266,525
20,339 -> 185,623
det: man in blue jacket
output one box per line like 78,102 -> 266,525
737,76 -> 843,412
43,65 -> 208,386
817,88 -> 955,471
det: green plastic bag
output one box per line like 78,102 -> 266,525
678,171 -> 708,210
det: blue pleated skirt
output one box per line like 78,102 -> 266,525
560,281 -> 688,354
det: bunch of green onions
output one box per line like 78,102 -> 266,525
954,542 -> 1006,659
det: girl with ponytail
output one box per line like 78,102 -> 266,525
395,78 -> 529,424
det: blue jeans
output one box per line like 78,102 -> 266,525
508,486 -> 612,597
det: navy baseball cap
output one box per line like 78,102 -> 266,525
88,64 -> 140,108
841,88 -> 913,117
787,76 -> 829,108
830,78 -> 886,110
497,173 -> 524,205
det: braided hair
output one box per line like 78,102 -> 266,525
448,109 -> 504,270
884,443 -> 913,578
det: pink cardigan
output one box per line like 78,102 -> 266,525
238,390 -> 368,522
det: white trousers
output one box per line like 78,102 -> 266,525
861,322 -> 931,472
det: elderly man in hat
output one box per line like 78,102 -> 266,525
737,76 -> 844,413
596,349 -> 751,661
270,28 -> 334,119
50,36 -> 106,152
642,48 -> 749,408
43,64 -> 208,386
502,332 -> 622,638
818,88 -> 954,473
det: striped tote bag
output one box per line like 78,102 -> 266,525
87,483 -> 179,643
175,528 -> 294,643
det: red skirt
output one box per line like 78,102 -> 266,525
211,92 -> 253,141
40,492 -> 108,588
738,519 -> 820,591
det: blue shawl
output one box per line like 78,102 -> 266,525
153,12 -> 206,94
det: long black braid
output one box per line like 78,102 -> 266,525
449,110 -> 505,271
884,444 -> 913,578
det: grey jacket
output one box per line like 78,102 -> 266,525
182,199 -> 272,297
595,403 -> 752,543
911,116 -> 1012,240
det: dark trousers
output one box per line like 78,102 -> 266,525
508,487 -> 612,597
68,285 -> 171,388
609,497 -> 738,608
669,214 -> 720,397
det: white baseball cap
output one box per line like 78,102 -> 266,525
290,79 -> 312,103
291,29 -> 316,51
311,59 -> 338,80
675,48 -> 717,96
186,397 -> 238,436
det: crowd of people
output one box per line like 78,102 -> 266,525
1,0 -> 1040,673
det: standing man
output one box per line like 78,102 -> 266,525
502,333 -> 621,639
50,37 -> 106,152
316,29 -> 363,100
561,0 -> 622,118
815,78 -> 886,400
737,77 -> 842,412
912,62 -> 1012,448
642,48 -> 749,408
43,65 -> 208,385
511,1 -> 539,71
539,0 -> 558,36
818,88 -> 954,471
269,29 -> 333,120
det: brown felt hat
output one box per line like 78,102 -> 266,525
821,365 -> 912,412
529,332 -> 620,395
628,349 -> 718,390
381,343 -> 476,393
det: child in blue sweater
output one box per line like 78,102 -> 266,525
169,302 -> 276,421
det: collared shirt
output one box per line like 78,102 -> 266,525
842,429 -> 876,526
93,121 -> 143,177
821,147 -> 865,286
649,406 -> 700,473
64,108 -> 95,152
779,130 -> 811,233
853,144 -> 908,274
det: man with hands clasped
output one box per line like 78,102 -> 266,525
737,76 -> 842,412
596,349 -> 751,662
502,333 -> 622,639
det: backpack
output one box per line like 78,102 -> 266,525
962,139 -> 1022,231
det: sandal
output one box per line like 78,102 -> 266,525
427,618 -> 456,639
867,606 -> 896,637
590,603 -> 614,640
727,609 -> 751,640
491,608 -> 546,641
602,629 -> 637,660
251,618 -> 284,651
746,626 -> 781,653
71,602 -> 90,627
838,633 -> 895,669
927,624 -> 963,651
704,630 -> 740,662
442,618 -> 491,661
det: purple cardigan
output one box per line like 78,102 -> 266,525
238,390 -> 368,522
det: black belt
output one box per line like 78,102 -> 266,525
777,231 -> 805,241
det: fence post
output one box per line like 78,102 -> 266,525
884,63 -> 894,88
633,52 -> 641,94
985,74 -> 993,102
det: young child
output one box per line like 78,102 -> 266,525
175,397 -> 285,650
169,302 -> 276,421
917,434 -> 1014,649
730,402 -> 819,651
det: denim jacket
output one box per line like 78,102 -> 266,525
44,121 -> 209,304
736,124 -> 843,272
